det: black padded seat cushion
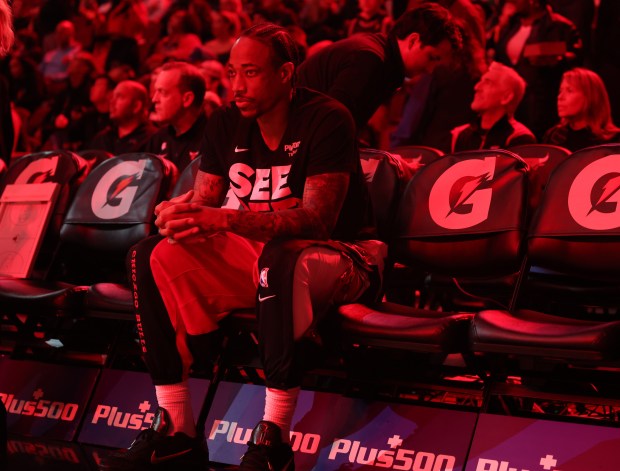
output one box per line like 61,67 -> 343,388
338,302 -> 473,353
86,283 -> 133,313
470,309 -> 620,361
0,278 -> 84,310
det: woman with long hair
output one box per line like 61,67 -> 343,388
544,67 -> 620,151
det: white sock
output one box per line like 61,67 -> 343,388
263,387 -> 300,444
155,381 -> 196,438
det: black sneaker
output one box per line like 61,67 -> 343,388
239,421 -> 294,471
98,407 -> 209,470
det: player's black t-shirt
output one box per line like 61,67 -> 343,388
145,112 -> 208,171
200,87 -> 373,241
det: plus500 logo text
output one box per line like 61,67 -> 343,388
329,439 -> 456,470
0,391 -> 79,421
210,420 -> 457,470
90,401 -> 154,430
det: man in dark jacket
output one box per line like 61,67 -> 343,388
296,3 -> 463,131
450,61 -> 536,152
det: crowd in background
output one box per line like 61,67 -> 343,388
1,0 -> 619,167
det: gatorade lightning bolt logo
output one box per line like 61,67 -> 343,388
429,157 -> 496,229
568,154 -> 620,230
108,175 -> 139,202
14,156 -> 59,184
91,160 -> 147,220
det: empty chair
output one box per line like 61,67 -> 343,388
0,150 -> 89,279
0,153 -> 177,361
470,144 -> 620,412
338,149 -> 529,380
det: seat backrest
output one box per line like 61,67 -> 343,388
359,148 -> 401,241
394,149 -> 528,277
1,150 -> 88,193
528,143 -> 620,279
77,149 -> 114,172
389,146 -> 444,187
58,153 -> 177,283
390,145 -> 444,167
509,144 -> 571,213
171,156 -> 202,198
0,151 -> 89,276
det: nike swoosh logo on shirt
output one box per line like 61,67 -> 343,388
258,294 -> 276,302
235,146 -> 249,152
150,448 -> 192,464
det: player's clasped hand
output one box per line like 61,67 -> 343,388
155,190 -> 207,243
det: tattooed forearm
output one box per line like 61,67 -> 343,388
225,208 -> 323,241
211,173 -> 350,241
194,171 -> 226,208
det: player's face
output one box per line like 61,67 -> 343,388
228,37 -> 291,119
557,77 -> 586,121
151,69 -> 184,125
402,37 -> 452,78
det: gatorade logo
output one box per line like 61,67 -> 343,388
14,156 -> 59,184
429,157 -> 496,229
568,154 -> 620,230
91,160 -> 147,220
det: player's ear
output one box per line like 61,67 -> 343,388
407,32 -> 420,49
279,62 -> 295,85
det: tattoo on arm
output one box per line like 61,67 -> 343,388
194,171 -> 226,208
221,173 -> 350,241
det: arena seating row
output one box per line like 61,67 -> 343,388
1,143 -> 620,425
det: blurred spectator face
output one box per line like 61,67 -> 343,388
68,55 -> 94,88
402,36 -> 452,77
55,21 -> 75,49
220,0 -> 242,13
200,60 -> 224,91
9,57 -> 23,79
358,0 -> 383,15
90,77 -> 114,113
110,82 -> 140,122
109,65 -> 136,83
228,37 -> 291,119
557,77 -> 585,121
167,10 -> 186,36
204,90 -> 222,117
506,0 -> 533,15
151,69 -> 185,124
211,12 -> 226,37
471,68 -> 509,113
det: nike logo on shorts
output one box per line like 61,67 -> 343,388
235,146 -> 249,152
258,294 -> 276,302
